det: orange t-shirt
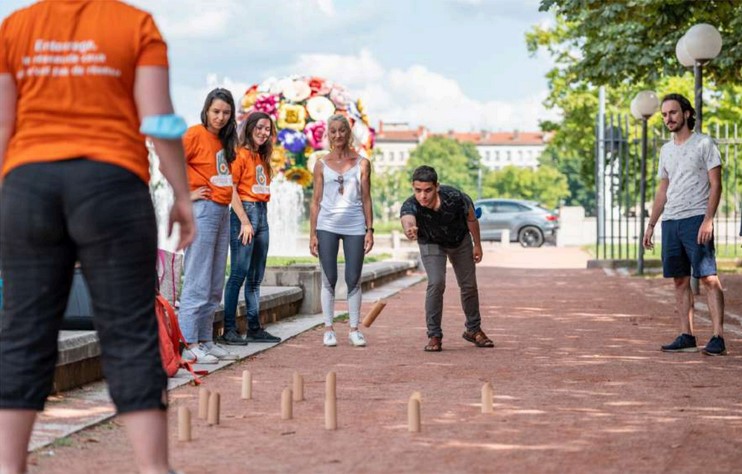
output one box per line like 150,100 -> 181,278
183,125 -> 233,205
232,148 -> 272,203
0,0 -> 169,183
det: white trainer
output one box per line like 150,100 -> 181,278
348,330 -> 367,347
182,345 -> 218,364
202,341 -> 238,360
323,330 -> 337,347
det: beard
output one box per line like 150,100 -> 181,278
665,115 -> 686,132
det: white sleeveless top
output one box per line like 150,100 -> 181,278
316,159 -> 366,235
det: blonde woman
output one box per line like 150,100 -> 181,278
309,115 -> 374,347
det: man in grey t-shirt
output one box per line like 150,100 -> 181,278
642,93 -> 726,356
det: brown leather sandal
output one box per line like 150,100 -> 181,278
462,330 -> 494,348
424,336 -> 442,352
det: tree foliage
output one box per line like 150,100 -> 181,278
482,165 -> 569,209
371,166 -> 408,222
405,136 -> 479,198
526,2 -> 742,211
536,0 -> 742,86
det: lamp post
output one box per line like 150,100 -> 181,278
631,91 -> 659,275
676,23 -> 723,133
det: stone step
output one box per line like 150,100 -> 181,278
52,285 -> 302,393
52,259 -> 418,393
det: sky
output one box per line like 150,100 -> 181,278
1,0 -> 558,132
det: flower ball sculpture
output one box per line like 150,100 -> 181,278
237,76 -> 375,187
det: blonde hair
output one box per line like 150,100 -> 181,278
326,114 -> 352,151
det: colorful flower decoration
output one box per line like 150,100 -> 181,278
237,75 -> 375,187
305,120 -> 326,150
284,167 -> 313,187
254,94 -> 278,118
277,104 -> 307,131
278,129 -> 307,154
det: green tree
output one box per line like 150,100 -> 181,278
537,0 -> 742,87
371,167 -> 408,222
405,136 -> 479,197
482,165 -> 569,209
525,5 -> 742,212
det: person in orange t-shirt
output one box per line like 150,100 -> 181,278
220,111 -> 282,345
178,88 -> 240,364
0,2 -> 194,473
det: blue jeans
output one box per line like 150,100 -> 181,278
224,201 -> 269,332
0,160 -> 165,413
178,199 -> 230,343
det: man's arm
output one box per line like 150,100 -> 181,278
643,178 -> 668,250
0,73 -> 17,183
401,215 -> 418,241
698,166 -> 722,245
466,206 -> 483,263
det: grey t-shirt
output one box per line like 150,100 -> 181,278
658,133 -> 721,221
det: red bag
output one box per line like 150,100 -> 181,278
155,293 -> 206,383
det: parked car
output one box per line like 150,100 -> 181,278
474,198 -> 559,247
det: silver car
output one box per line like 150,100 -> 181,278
475,198 -> 559,247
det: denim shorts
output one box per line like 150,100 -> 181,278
661,214 -> 717,278
0,159 -> 166,413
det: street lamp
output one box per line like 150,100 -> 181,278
631,90 -> 659,275
676,23 -> 723,133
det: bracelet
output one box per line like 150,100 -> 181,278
647,223 -> 655,227
140,114 -> 187,139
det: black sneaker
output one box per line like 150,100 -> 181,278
218,329 -> 248,346
702,335 -> 727,356
661,333 -> 698,352
245,328 -> 282,343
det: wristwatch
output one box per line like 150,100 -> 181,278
366,227 -> 375,233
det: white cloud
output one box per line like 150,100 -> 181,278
286,49 -> 557,132
291,49 -> 384,86
316,0 -> 336,16
174,50 -> 557,132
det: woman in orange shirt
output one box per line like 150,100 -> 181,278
221,111 -> 281,344
178,88 -> 239,364
0,2 -> 194,473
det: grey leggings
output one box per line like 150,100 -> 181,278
316,230 -> 365,328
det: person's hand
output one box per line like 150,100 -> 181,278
190,186 -> 211,201
310,234 -> 319,257
170,196 -> 195,251
364,231 -> 374,254
473,243 -> 483,264
405,225 -> 418,241
697,218 -> 713,245
643,225 -> 654,250
239,221 -> 254,245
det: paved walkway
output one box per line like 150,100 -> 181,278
27,244 -> 742,473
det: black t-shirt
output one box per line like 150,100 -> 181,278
400,185 -> 474,248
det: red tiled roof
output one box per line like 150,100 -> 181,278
375,130 -> 423,142
435,131 -> 548,146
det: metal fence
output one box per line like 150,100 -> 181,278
594,115 -> 741,262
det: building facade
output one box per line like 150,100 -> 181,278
373,122 -> 551,173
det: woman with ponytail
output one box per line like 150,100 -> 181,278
179,88 -> 239,364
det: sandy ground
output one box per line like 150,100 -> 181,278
28,246 -> 742,473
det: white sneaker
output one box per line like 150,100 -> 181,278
323,330 -> 337,347
182,345 -> 218,364
348,330 -> 367,347
202,341 -> 238,360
